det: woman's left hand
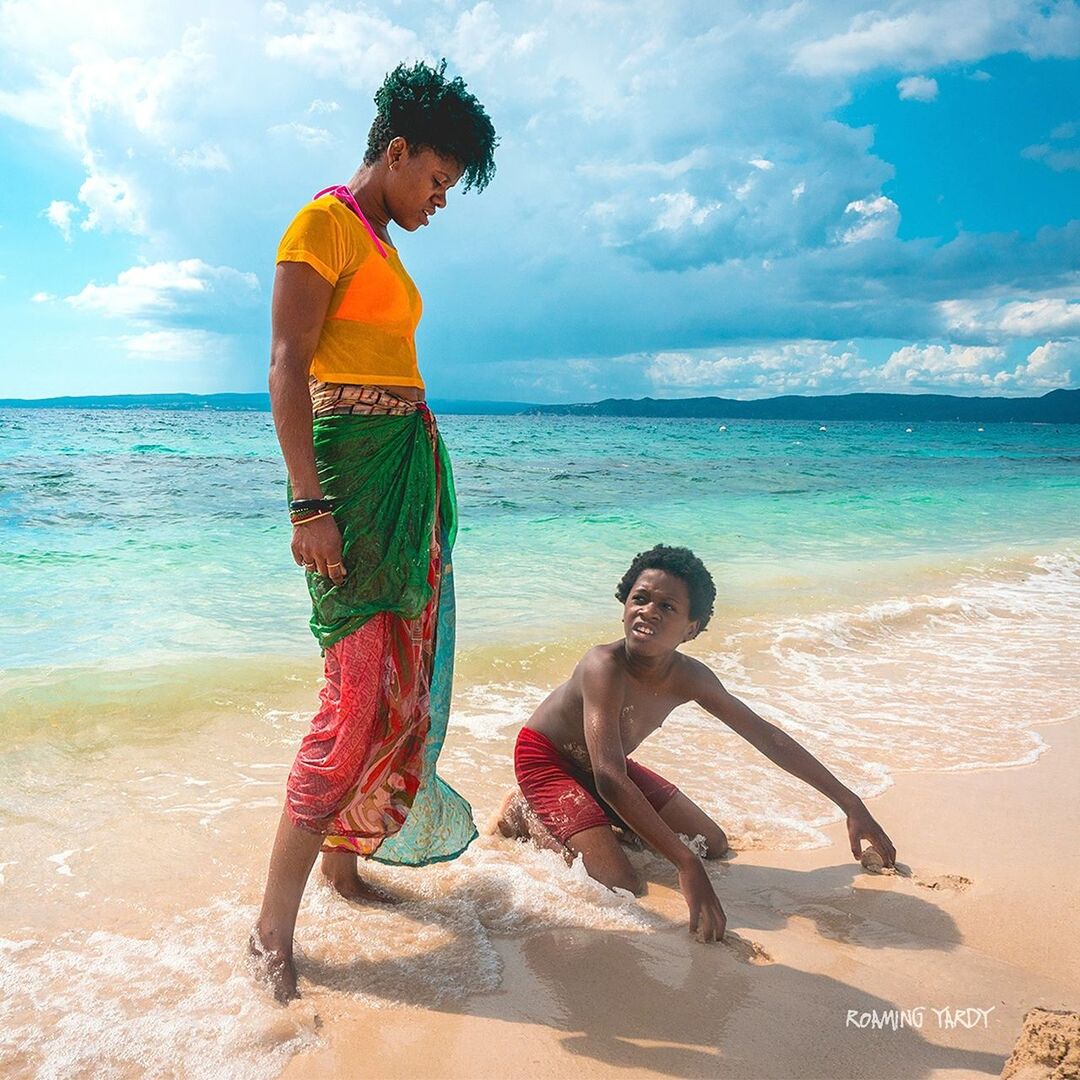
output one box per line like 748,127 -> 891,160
293,514 -> 347,585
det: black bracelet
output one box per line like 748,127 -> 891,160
289,498 -> 335,513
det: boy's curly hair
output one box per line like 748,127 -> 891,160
615,545 -> 717,631
364,59 -> 497,193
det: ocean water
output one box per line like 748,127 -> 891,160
1,407 -> 1078,1077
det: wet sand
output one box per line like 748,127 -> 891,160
3,551 -> 1077,1078
281,715 -> 1079,1080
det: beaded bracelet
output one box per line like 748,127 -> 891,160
290,510 -> 333,527
289,497 -> 335,513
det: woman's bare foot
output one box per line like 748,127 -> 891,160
319,850 -> 397,905
248,926 -> 299,1003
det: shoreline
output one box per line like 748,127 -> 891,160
281,714 -> 1080,1079
1,542 -> 1077,1078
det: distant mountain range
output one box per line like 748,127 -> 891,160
1,388 -> 1077,422
526,388 -> 1080,423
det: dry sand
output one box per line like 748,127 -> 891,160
282,717 -> 1079,1080
1000,1008 -> 1080,1080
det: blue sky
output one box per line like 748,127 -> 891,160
0,0 -> 1078,402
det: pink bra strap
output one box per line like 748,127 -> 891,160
313,185 -> 388,258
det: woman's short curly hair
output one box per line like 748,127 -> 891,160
615,544 -> 717,631
364,59 -> 497,193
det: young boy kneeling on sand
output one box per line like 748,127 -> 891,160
494,544 -> 896,942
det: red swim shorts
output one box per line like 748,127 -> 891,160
513,726 -> 679,845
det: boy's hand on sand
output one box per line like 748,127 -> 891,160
846,802 -> 896,867
679,859 -> 726,943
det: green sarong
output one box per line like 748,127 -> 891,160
306,410 -> 457,649
287,407 -> 476,867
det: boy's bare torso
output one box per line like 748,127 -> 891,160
526,641 -> 701,770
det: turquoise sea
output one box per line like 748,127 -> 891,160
1,406 -> 1078,1078
3,408 -> 1079,664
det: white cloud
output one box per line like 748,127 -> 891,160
262,1 -> 288,24
67,259 -> 259,319
0,23 -> 211,149
639,336 -> 1073,397
0,20 -> 211,236
268,121 -> 334,146
450,1 -> 505,72
0,1 -> 1077,400
1012,340 -> 1076,386
1022,143 -> 1080,172
44,200 -> 78,241
447,2 -> 545,69
77,166 -> 145,234
838,195 -> 900,243
511,28 -> 544,55
651,192 -> 723,231
937,299 -> 989,336
173,142 -> 230,171
264,5 -> 423,88
998,299 -> 1080,336
31,292 -> 56,303
0,0 -> 153,64
577,149 -> 709,181
793,1 -> 1080,77
518,332 -> 1075,401
880,343 -> 1007,387
119,328 -> 231,363
646,341 -> 862,395
880,340 -> 1075,391
44,164 -> 145,237
732,175 -> 756,201
939,295 -> 1080,337
1021,117 -> 1080,171
897,75 -> 939,102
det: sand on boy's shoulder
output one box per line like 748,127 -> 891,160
999,1008 -> 1080,1080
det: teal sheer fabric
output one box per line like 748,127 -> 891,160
373,539 -> 478,865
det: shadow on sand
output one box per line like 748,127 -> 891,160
297,857 -> 1006,1079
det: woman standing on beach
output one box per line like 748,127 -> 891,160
252,60 -> 497,1002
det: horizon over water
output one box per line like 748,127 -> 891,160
1,405 -> 1078,1078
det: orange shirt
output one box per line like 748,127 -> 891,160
276,196 -> 424,388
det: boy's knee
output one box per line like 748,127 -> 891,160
586,857 -> 643,896
604,867 -> 644,896
703,826 -> 729,859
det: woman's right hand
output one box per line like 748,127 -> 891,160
291,515 -> 347,585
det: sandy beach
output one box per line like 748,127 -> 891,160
3,413 -> 1078,1080
4,1 -> 1080,1073
281,713 -> 1079,1080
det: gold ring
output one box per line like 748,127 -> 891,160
303,563 -> 316,571
328,562 -> 343,569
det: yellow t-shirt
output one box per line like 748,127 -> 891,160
276,196 -> 424,389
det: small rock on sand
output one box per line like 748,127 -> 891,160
1000,1008 -> 1080,1080
860,849 -> 885,873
